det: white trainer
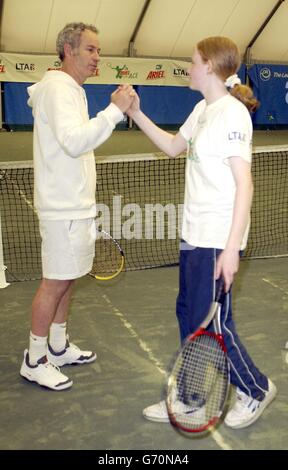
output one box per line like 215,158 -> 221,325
143,399 -> 205,424
143,400 -> 170,423
47,338 -> 97,367
20,349 -> 73,391
224,379 -> 277,429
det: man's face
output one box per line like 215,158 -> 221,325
70,30 -> 100,82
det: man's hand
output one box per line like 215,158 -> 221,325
111,84 -> 135,113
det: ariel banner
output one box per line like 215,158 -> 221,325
0,52 -> 191,86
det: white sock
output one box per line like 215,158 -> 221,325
29,332 -> 48,365
49,322 -> 67,352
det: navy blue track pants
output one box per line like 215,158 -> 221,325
176,244 -> 268,400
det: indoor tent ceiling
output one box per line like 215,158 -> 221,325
0,0 -> 287,63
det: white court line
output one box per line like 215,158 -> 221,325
102,294 -> 166,376
262,278 -> 288,296
102,293 -> 232,450
210,429 -> 232,450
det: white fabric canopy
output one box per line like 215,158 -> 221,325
0,0 -> 287,63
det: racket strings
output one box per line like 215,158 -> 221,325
168,334 -> 228,431
91,236 -> 124,278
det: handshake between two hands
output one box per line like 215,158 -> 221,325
111,84 -> 139,115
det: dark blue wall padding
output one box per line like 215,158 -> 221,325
1,65 -> 256,126
137,85 -> 202,125
248,64 -> 288,125
238,63 -> 246,84
83,84 -> 118,116
3,82 -> 201,126
3,82 -> 34,125
3,82 -> 119,125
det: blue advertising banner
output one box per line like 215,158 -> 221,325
248,64 -> 288,125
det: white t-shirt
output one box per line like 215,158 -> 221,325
179,94 -> 252,250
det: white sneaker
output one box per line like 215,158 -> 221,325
224,379 -> 277,429
143,400 -> 170,422
143,399 -> 205,424
20,349 -> 73,391
47,338 -> 96,367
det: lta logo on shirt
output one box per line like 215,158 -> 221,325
228,131 -> 246,142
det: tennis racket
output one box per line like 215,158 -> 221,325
89,229 -> 125,281
166,278 -> 229,433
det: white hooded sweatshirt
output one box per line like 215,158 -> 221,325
28,70 -> 123,220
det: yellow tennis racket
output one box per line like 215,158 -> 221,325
89,230 -> 125,281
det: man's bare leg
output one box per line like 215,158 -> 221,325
31,278 -> 74,336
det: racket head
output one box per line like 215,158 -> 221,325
89,230 -> 125,281
166,330 -> 229,433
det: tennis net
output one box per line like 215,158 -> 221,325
0,146 -> 287,283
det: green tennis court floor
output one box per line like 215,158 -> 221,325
0,257 -> 287,451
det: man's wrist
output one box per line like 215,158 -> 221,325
104,102 -> 124,125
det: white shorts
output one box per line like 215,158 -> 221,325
39,219 -> 96,280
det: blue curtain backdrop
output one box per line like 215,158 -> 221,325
2,82 -> 119,126
3,82 -> 34,125
248,64 -> 288,125
4,81 -> 202,127
4,64 -> 286,127
137,85 -> 202,125
84,84 -> 118,115
238,63 -> 246,85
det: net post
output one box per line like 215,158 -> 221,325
0,211 -> 9,288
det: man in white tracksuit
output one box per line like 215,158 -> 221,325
20,22 -> 134,390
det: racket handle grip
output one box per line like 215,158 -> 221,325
215,277 -> 225,303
